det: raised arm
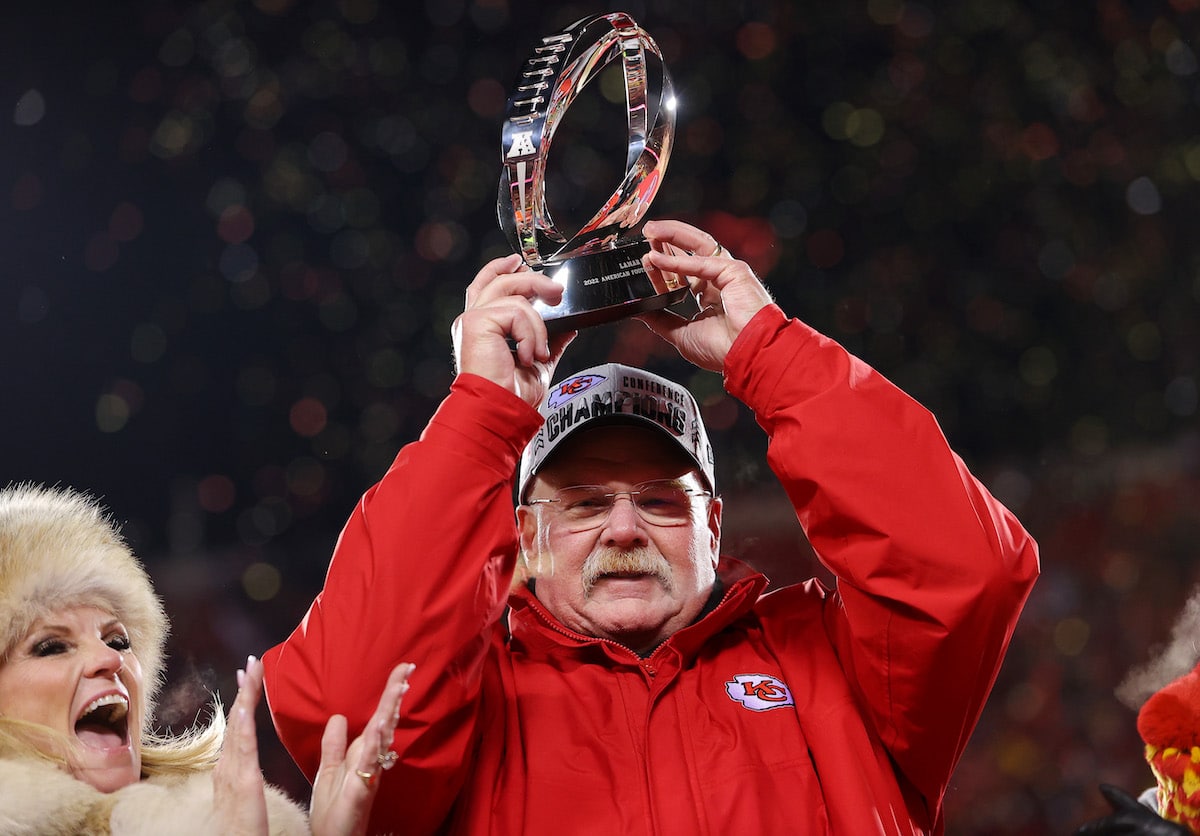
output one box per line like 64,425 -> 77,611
642,217 -> 1037,815
263,256 -> 575,834
727,303 -> 1040,815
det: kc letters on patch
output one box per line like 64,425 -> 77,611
725,674 -> 795,712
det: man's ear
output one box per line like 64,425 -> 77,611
516,504 -> 537,556
516,504 -> 554,589
510,505 -> 533,590
706,496 -> 723,568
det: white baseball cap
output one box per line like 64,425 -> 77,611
518,363 -> 715,500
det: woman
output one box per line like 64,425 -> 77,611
0,483 -> 410,835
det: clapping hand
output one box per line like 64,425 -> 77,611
212,656 -> 415,836
211,655 -> 271,835
308,662 -> 415,836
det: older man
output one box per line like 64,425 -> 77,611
263,219 -> 1040,835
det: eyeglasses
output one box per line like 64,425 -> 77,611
524,479 -> 713,532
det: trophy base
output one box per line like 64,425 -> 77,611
532,241 -> 689,333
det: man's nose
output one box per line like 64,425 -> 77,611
600,494 -> 649,547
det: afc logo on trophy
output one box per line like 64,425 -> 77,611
505,130 -> 536,159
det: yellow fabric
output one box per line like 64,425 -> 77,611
1146,743 -> 1200,829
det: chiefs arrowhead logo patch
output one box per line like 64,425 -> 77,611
546,372 -> 606,409
725,673 -> 795,712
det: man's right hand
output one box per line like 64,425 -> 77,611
451,253 -> 576,408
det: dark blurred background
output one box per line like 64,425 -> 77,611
3,1 -> 1199,832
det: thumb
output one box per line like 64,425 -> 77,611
320,714 -> 350,769
1098,783 -> 1145,812
546,330 -> 578,365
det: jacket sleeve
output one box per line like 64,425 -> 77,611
724,304 -> 1040,818
262,373 -> 542,835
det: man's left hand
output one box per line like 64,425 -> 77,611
636,219 -> 774,372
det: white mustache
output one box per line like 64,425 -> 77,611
580,546 -> 674,596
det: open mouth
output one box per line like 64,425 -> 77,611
74,694 -> 130,749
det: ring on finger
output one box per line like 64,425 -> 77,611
709,242 -> 727,258
355,769 -> 377,788
377,749 -> 399,770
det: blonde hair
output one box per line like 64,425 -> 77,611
0,484 -> 224,779
140,705 -> 226,775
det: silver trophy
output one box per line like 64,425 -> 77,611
498,12 -> 683,332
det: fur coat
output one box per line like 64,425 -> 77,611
0,755 -> 311,835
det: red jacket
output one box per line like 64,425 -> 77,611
263,306 -> 1039,835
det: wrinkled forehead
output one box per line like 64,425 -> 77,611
531,422 -> 704,490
